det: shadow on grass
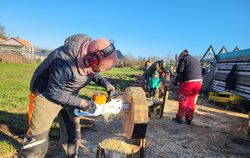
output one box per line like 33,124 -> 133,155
0,130 -> 21,151
0,110 -> 60,155
0,111 -> 26,154
0,111 -> 27,137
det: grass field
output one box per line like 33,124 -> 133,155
0,62 -> 141,157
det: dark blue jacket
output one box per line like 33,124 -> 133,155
177,54 -> 202,82
30,34 -> 110,107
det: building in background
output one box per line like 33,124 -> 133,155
0,37 -> 5,43
0,37 -> 35,53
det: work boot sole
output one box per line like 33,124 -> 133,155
172,118 -> 183,124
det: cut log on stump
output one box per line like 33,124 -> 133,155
96,139 -> 141,158
121,87 -> 149,139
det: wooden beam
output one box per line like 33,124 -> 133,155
218,46 -> 228,54
200,45 -> 216,62
233,46 -> 240,52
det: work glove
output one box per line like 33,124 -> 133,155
107,84 -> 116,97
79,99 -> 95,111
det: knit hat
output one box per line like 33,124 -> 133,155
153,71 -> 159,75
183,49 -> 189,53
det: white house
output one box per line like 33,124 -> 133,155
0,37 -> 35,53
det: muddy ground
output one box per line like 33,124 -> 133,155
45,95 -> 250,158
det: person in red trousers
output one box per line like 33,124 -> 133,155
173,49 -> 202,124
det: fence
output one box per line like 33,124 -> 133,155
2,53 -> 23,64
1,52 -> 36,64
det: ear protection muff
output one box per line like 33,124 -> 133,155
101,44 -> 115,57
90,43 -> 115,58
84,53 -> 100,67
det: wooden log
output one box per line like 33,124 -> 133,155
218,56 -> 250,63
218,62 -> 250,67
213,80 -> 250,91
213,80 -> 250,92
214,74 -> 250,86
121,87 -> 148,139
96,139 -> 141,158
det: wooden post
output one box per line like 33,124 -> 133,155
139,139 -> 145,158
160,85 -> 168,118
160,75 -> 170,118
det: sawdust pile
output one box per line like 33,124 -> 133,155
99,139 -> 140,154
101,113 -> 119,124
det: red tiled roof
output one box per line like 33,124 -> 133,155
13,37 -> 32,47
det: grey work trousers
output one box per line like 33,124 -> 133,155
19,95 -> 81,158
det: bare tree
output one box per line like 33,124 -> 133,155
122,53 -> 145,69
163,52 -> 173,63
0,24 -> 7,39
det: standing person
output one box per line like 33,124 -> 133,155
143,57 -> 153,80
144,57 -> 152,71
145,60 -> 167,78
144,60 -> 167,90
201,63 -> 209,78
20,34 -> 117,158
148,71 -> 161,98
172,49 -> 202,124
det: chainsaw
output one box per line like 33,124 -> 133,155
74,87 -> 156,117
74,90 -> 130,117
74,98 -> 131,117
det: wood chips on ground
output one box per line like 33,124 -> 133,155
99,139 -> 140,154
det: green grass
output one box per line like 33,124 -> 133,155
0,63 -> 37,112
0,62 -> 141,156
81,68 -> 141,98
0,140 -> 16,157
0,63 -> 141,111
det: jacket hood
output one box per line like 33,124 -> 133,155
64,34 -> 91,59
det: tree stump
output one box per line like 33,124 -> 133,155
96,139 -> 141,158
121,87 -> 149,139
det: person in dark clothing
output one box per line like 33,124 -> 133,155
144,57 -> 152,71
20,34 -> 117,158
172,49 -> 202,124
145,60 -> 167,78
201,63 -> 209,78
144,60 -> 167,91
225,65 -> 237,92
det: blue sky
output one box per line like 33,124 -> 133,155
1,0 -> 249,58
